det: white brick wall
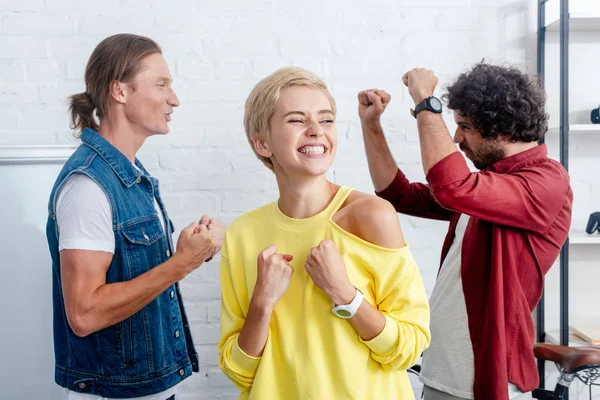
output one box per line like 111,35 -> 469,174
6,1 -> 583,398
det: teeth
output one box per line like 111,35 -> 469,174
299,145 -> 325,154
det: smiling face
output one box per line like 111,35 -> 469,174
122,53 -> 180,137
453,113 -> 506,170
254,85 -> 337,178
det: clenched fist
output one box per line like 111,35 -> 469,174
358,89 -> 391,128
253,245 -> 294,310
194,215 -> 226,261
305,240 -> 355,305
402,68 -> 438,104
175,223 -> 216,274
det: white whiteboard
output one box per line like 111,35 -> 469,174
0,145 -> 76,400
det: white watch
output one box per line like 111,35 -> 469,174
331,288 -> 363,319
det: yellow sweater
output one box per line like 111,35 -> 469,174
218,187 -> 430,400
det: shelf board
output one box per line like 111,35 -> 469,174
570,231 -> 600,245
544,330 -> 598,348
546,13 -> 600,32
548,125 -> 600,136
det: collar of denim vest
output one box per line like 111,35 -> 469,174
81,128 -> 145,188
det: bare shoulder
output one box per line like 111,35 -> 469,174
335,190 -> 405,249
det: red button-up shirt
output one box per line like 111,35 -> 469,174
377,145 -> 572,400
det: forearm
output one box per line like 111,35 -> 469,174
361,121 -> 399,192
73,254 -> 188,336
237,297 -> 273,357
349,300 -> 386,341
416,112 -> 458,175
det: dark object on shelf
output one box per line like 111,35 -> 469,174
592,106 -> 600,124
585,212 -> 600,234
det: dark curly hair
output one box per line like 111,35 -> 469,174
443,62 -> 548,142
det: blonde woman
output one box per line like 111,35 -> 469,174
218,67 -> 430,400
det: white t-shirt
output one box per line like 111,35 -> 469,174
56,173 -> 166,253
419,214 -> 530,400
56,172 -> 176,400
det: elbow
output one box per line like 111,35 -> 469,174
399,343 -> 427,371
67,312 -> 96,338
409,343 -> 427,366
415,323 -> 432,356
412,331 -> 431,368
397,326 -> 431,371
431,188 -> 458,211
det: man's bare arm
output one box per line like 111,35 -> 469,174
62,223 -> 215,337
402,69 -> 458,175
358,90 -> 399,192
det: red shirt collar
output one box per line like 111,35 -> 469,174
487,144 -> 548,173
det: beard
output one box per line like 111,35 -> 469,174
460,143 -> 506,170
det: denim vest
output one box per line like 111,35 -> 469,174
46,129 -> 199,397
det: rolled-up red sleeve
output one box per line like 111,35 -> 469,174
376,169 -> 453,221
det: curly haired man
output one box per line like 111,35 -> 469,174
358,63 -> 573,400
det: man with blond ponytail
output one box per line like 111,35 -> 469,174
46,34 -> 225,400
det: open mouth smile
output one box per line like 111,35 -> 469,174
297,144 -> 328,156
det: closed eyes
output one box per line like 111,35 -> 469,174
288,119 -> 334,124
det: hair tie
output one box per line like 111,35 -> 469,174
83,91 -> 95,107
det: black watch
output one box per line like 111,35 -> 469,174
411,96 -> 443,118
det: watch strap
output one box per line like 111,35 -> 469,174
331,288 -> 363,319
413,99 -> 428,117
411,96 -> 441,118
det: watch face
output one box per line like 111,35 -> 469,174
336,309 -> 352,318
429,97 -> 442,112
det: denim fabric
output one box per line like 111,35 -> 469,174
47,129 -> 198,397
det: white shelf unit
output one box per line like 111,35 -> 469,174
544,0 -> 600,32
537,2 -> 600,397
546,14 -> 600,32
569,231 -> 600,244
547,125 -> 600,136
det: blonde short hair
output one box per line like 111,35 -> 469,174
244,67 -> 336,171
